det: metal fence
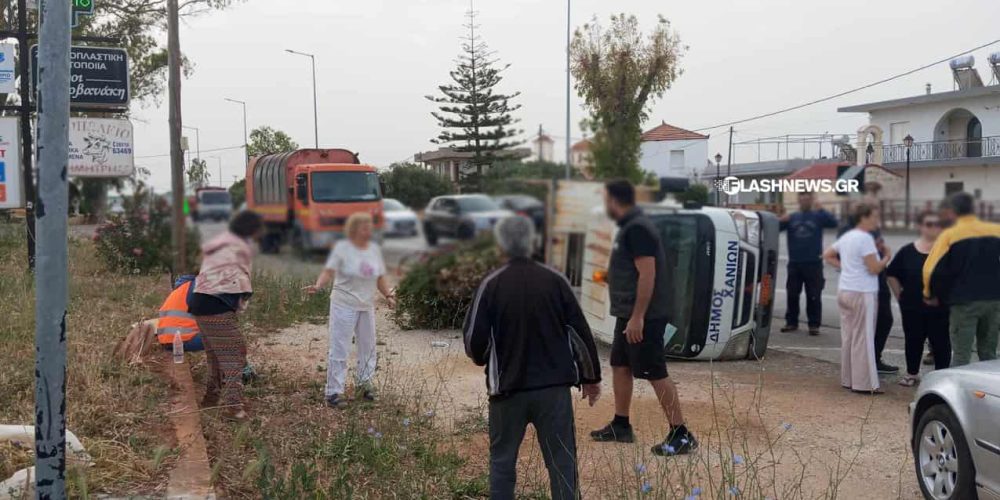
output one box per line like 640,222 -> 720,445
834,198 -> 1000,228
882,136 -> 1000,164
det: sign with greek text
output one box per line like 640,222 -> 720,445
68,118 -> 134,177
31,45 -> 130,108
0,118 -> 24,209
0,44 -> 15,94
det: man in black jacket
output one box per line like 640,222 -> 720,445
464,215 -> 602,500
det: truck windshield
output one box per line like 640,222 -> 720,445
200,191 -> 231,205
311,171 -> 380,203
652,214 -> 712,356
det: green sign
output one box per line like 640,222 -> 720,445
72,0 -> 94,28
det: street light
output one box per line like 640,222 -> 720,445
714,153 -> 723,206
904,134 -> 914,228
285,49 -> 319,148
224,97 -> 249,170
209,156 -> 223,186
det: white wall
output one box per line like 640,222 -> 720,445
868,93 -> 1000,145
908,165 -> 1000,201
639,139 -> 708,179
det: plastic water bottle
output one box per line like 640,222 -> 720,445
172,332 -> 184,364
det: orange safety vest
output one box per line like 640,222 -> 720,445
156,281 -> 200,344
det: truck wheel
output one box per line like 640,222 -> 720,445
424,224 -> 438,246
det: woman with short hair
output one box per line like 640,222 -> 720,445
191,210 -> 263,421
823,203 -> 890,393
305,213 -> 395,408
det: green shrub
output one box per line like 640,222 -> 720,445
393,236 -> 503,330
92,186 -> 199,274
382,163 -> 454,209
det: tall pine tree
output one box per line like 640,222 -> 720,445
426,4 -> 522,192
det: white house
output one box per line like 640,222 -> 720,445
838,55 -> 1000,215
529,126 -> 555,163
639,122 -> 709,179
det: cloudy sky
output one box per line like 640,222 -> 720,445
131,0 -> 1000,191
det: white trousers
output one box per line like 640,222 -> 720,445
837,290 -> 879,391
325,303 -> 377,397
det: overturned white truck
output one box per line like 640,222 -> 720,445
546,180 -> 779,361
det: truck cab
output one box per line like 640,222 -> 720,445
192,187 -> 232,222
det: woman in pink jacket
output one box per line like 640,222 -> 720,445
190,211 -> 262,421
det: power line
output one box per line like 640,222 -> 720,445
693,38 -> 1000,132
135,144 -> 244,159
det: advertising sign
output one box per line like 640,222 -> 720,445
68,118 -> 134,177
31,45 -> 130,108
0,118 -> 23,209
0,44 -> 15,94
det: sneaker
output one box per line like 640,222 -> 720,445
326,394 -> 344,408
651,429 -> 698,457
808,326 -> 821,336
876,361 -> 899,374
590,422 -> 635,443
780,324 -> 798,333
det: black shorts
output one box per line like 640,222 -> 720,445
610,316 -> 668,380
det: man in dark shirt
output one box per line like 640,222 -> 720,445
464,216 -> 601,500
779,192 -> 838,335
589,180 -> 698,457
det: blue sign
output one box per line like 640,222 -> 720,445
0,161 -> 6,182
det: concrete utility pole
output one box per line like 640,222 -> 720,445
168,0 -> 186,273
564,0 -> 571,179
34,0 -> 72,495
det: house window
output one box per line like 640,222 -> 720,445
670,150 -> 685,171
967,117 -> 982,158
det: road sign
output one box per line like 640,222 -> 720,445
0,118 -> 23,208
30,45 -> 129,108
0,44 -> 14,94
68,117 -> 134,177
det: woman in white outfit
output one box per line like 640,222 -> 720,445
823,203 -> 891,393
305,212 -> 395,408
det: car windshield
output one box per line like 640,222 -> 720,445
311,171 -> 380,203
654,215 -> 702,353
456,196 -> 499,212
200,191 -> 231,205
500,195 -> 541,210
383,199 -> 406,211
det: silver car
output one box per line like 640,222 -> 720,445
910,360 -> 1000,500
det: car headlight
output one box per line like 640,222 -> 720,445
729,211 -> 760,245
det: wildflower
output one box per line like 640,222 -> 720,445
733,454 -> 744,465
782,422 -> 793,431
374,432 -> 383,439
367,427 -> 375,435
132,247 -> 144,257
729,486 -> 740,496
402,418 -> 412,428
424,410 -> 436,418
661,444 -> 676,454
640,481 -> 652,494
692,487 -> 702,496
634,463 -> 646,475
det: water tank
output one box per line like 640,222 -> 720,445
950,55 -> 975,70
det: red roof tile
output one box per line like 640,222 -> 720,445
571,139 -> 592,151
784,162 -> 901,180
641,122 -> 709,142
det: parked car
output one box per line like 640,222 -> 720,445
494,194 -> 545,231
383,198 -> 419,237
909,360 -> 1000,500
422,194 -> 513,246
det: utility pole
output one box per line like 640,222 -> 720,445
34,0 -> 72,495
167,0 -> 186,273
726,126 -> 734,206
564,0 -> 571,179
17,0 -> 37,269
286,49 -> 319,148
224,97 -> 249,171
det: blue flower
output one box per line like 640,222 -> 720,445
733,454 -> 744,465
640,482 -> 652,494
374,432 -> 383,439
367,427 -> 375,435
692,486 -> 702,496
782,422 -> 793,431
634,463 -> 647,475
403,418 -> 412,428
729,486 -> 740,496
424,410 -> 436,418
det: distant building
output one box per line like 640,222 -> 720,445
413,147 -> 533,185
529,125 -> 555,163
839,54 -> 1000,217
570,138 -> 594,179
639,121 -> 709,179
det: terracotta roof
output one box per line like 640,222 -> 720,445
641,122 -> 709,142
784,162 -> 901,180
571,139 -> 592,151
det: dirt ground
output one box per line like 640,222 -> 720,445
248,305 -> 921,500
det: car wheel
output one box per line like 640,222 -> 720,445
424,224 -> 438,246
913,404 -> 977,500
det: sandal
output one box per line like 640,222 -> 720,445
898,374 -> 919,387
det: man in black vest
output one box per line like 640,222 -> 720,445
590,180 -> 698,456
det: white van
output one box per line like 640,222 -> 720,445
548,181 -> 779,361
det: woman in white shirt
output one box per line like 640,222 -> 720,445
305,213 -> 395,408
823,203 -> 891,393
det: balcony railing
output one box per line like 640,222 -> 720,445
881,136 -> 1000,163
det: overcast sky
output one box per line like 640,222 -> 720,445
132,0 -> 1000,192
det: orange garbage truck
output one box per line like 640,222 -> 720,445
246,149 -> 385,253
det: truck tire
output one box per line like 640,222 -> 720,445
424,224 -> 438,246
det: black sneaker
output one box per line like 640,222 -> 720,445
652,429 -> 698,456
590,422 -> 635,443
808,327 -> 821,336
780,324 -> 798,333
876,361 -> 899,374
326,394 -> 344,408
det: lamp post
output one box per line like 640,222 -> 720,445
285,49 -> 319,148
904,134 -> 914,228
224,97 -> 249,170
714,153 -> 723,206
